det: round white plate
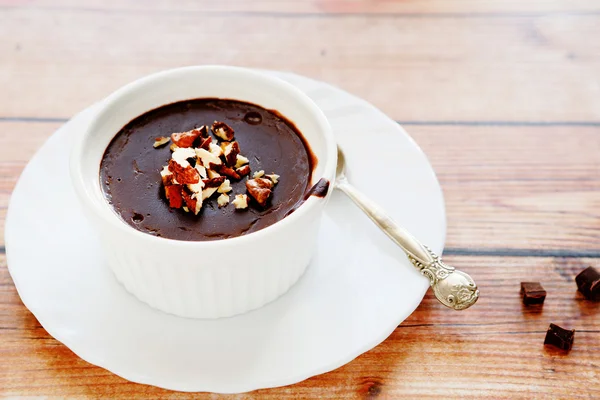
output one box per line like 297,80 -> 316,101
5,71 -> 445,393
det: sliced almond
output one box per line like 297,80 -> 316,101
217,193 -> 230,208
169,143 -> 180,152
153,136 -> 170,148
232,194 -> 249,210
253,170 -> 265,179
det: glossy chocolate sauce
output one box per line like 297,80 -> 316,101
100,99 -> 316,241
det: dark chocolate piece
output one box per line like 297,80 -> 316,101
100,99 -> 315,241
544,323 -> 574,351
520,282 -> 546,305
575,266 -> 600,301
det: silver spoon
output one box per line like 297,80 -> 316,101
335,147 -> 479,310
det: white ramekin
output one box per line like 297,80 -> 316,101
70,66 -> 337,319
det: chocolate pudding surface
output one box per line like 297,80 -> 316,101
100,98 -> 314,241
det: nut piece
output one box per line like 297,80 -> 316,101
266,173 -> 280,185
207,169 -> 221,179
172,147 -> 197,168
195,164 -> 207,179
198,136 -> 212,150
232,194 -> 249,210
211,121 -> 235,141
169,143 -> 180,152
202,176 -> 226,188
165,184 -> 184,208
215,164 -> 241,180
153,136 -> 170,148
223,141 -> 240,167
171,128 -> 203,148
209,142 -> 224,157
236,165 -> 251,177
217,193 -> 230,208
235,154 -> 249,168
168,159 -> 200,185
246,178 -> 273,207
181,187 -> 202,215
195,148 -> 222,168
198,125 -> 209,138
253,170 -> 265,179
202,186 -> 218,201
160,165 -> 175,185
217,179 -> 232,194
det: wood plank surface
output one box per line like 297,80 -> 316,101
1,0 -> 599,398
2,254 -> 599,398
1,8 -> 600,121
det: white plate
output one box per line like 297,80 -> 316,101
5,71 -> 445,393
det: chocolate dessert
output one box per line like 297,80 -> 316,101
100,99 -> 321,241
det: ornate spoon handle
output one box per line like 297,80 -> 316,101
336,180 -> 479,310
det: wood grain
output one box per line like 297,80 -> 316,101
1,8 -> 600,122
1,0 -> 600,398
1,122 -> 599,251
2,253 -> 599,398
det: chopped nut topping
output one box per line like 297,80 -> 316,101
153,136 -> 170,148
218,179 -> 232,194
235,154 -> 249,168
266,174 -> 280,184
158,120 -> 280,215
217,193 -> 230,208
236,165 -> 251,177
246,178 -> 273,207
212,121 -> 235,141
232,194 -> 249,209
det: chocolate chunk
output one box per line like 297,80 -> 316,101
520,282 -> 546,305
575,266 -> 600,301
544,323 -> 575,351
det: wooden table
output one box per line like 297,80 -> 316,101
1,1 -> 599,398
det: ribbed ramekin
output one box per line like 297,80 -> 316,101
70,66 -> 337,318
